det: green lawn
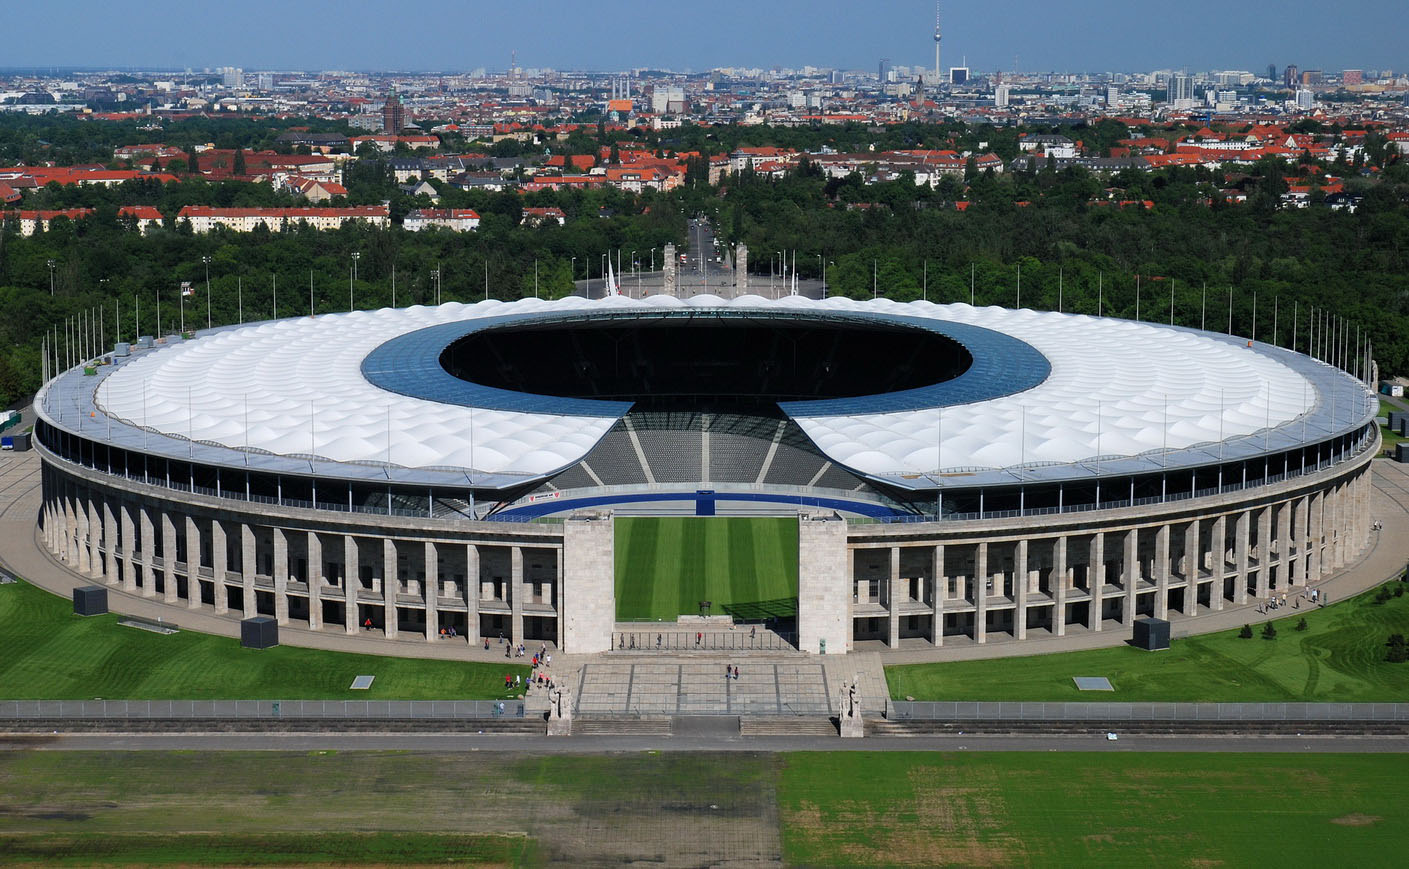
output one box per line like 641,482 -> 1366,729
4,750 -> 1406,867
614,517 -> 799,621
887,583 -> 1409,702
778,752 -> 1409,867
0,579 -> 527,700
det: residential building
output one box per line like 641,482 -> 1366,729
176,205 -> 390,233
403,208 -> 481,232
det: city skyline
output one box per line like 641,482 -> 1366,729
6,0 -> 1406,76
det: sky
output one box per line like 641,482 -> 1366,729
6,1 -> 1406,75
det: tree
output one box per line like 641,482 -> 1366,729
1295,617 -> 1308,632
1261,622 -> 1277,640
1387,634 -> 1408,664
186,146 -> 200,175
1238,624 -> 1253,639
232,148 -> 246,176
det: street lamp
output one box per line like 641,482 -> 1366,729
817,255 -> 824,299
430,268 -> 440,306
350,252 -> 360,312
201,255 -> 212,329
630,251 -> 637,297
570,257 -> 577,295
47,259 -> 56,296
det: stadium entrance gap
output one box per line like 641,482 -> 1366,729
614,517 -> 800,642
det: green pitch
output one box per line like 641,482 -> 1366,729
614,517 -> 799,621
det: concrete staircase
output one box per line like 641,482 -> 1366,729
571,716 -> 673,736
739,715 -> 837,737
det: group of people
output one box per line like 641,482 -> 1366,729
1257,588 -> 1321,614
436,625 -> 459,639
724,664 -> 740,680
505,644 -> 557,694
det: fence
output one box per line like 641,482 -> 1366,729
885,700 -> 1409,721
0,699 -> 525,720
610,628 -> 798,652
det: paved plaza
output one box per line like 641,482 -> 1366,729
575,660 -> 832,715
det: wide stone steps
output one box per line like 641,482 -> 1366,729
571,716 -> 673,736
739,715 -> 837,737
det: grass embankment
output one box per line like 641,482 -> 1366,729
614,517 -> 799,621
2,750 -> 1407,867
887,583 -> 1409,702
0,579 -> 527,700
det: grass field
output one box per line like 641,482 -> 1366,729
0,579 -> 527,700
778,751 -> 1409,867
614,517 -> 799,621
887,583 -> 1409,702
3,750 -> 1406,867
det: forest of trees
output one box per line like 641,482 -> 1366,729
1,114 -> 1407,409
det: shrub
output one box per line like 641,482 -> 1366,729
1388,634 -> 1408,664
1261,622 -> 1278,640
1374,585 -> 1393,605
1239,624 -> 1254,639
1295,617 -> 1308,632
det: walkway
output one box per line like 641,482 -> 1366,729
4,441 -> 1407,694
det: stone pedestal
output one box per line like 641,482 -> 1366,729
546,687 -> 573,736
662,243 -> 678,297
799,513 -> 849,654
562,514 -> 614,653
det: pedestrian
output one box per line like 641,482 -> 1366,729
504,673 -> 511,689
733,665 -> 739,680
656,633 -> 662,648
750,626 -> 756,640
505,644 -> 511,658
696,631 -> 702,646
364,616 -> 372,631
726,663 -> 732,680
546,654 -> 551,667
498,630 -> 504,644
484,637 -> 490,650
532,655 -> 538,669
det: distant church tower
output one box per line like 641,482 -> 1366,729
382,88 -> 406,134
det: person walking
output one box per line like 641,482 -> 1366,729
733,665 -> 739,680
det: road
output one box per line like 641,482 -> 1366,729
8,731 -> 1409,753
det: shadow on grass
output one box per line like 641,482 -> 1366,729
722,597 -> 798,620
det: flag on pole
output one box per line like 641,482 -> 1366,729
180,281 -> 195,297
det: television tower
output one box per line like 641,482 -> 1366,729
933,2 -> 942,86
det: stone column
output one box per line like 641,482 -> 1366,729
1276,499 -> 1293,591
271,527 -> 290,625
65,492 -> 80,568
86,496 -> 102,579
1053,535 -> 1068,637
185,516 -> 201,609
662,243 -> 678,297
211,520 -> 228,614
466,542 -> 480,642
102,500 -> 119,585
1211,515 -> 1227,610
932,544 -> 945,647
424,540 -> 439,641
307,531 -> 322,630
158,511 -> 177,604
1329,483 -> 1344,570
382,538 -> 398,638
562,516 -> 615,653
887,546 -> 901,648
975,542 -> 988,643
1255,506 -> 1272,598
510,545 -> 524,647
1090,532 -> 1104,630
1122,530 -> 1138,625
1292,495 -> 1309,586
1234,511 -> 1250,606
554,544 -> 565,650
1014,538 -> 1029,640
1154,524 -> 1170,620
343,536 -> 360,634
240,523 -> 257,618
138,506 -> 156,597
797,514 -> 849,653
1182,522 -> 1199,616
1308,491 -> 1324,581
735,244 -> 748,293
121,503 -> 138,593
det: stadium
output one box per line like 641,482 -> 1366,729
35,293 -> 1378,655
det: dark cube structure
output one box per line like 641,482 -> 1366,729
73,585 -> 108,616
241,615 -> 279,649
1132,617 -> 1170,651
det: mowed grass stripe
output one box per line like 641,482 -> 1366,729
677,518 -> 707,615
614,515 -> 660,618
725,518 -> 757,604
